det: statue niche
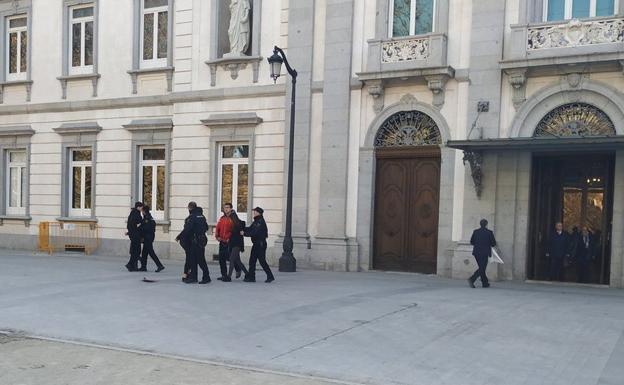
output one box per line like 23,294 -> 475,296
223,0 -> 251,58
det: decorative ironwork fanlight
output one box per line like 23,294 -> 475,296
374,111 -> 442,147
534,103 -> 616,138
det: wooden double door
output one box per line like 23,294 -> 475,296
373,147 -> 441,274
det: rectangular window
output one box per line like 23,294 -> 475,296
217,144 -> 249,222
139,146 -> 166,219
69,4 -> 94,75
6,150 -> 27,215
141,0 -> 168,68
69,148 -> 92,217
6,16 -> 27,81
545,0 -> 618,21
390,0 -> 435,37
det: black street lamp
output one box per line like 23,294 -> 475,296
268,46 -> 297,272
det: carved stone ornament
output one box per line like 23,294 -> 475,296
505,68 -> 527,110
527,17 -> 624,50
367,80 -> 385,113
463,150 -> 483,198
534,103 -> 616,137
381,36 -> 430,63
425,75 -> 448,109
374,110 -> 442,147
205,56 -> 262,87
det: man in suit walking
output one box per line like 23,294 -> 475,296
468,219 -> 497,288
547,222 -> 570,281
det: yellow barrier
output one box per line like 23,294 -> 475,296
39,222 -> 100,255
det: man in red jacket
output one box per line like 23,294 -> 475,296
215,203 -> 241,281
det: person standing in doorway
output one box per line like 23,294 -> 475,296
243,207 -> 275,283
547,222 -> 570,281
138,205 -> 165,273
575,226 -> 594,283
226,211 -> 249,281
468,219 -> 497,288
125,202 -> 144,272
215,203 -> 241,282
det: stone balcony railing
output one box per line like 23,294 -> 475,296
365,33 -> 448,73
508,16 -> 624,61
357,33 -> 453,112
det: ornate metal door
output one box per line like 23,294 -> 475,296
374,147 -> 441,273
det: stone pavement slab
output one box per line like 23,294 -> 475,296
1,251 -> 624,385
0,334 -> 343,385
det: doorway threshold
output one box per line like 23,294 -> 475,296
525,280 -> 610,289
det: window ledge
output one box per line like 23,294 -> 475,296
0,215 -> 31,227
205,55 -> 263,87
0,125 -> 35,137
201,112 -> 263,129
57,73 -> 101,99
0,80 -> 33,104
127,67 -> 174,94
56,217 -> 98,223
155,220 -> 170,234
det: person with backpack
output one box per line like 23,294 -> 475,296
138,205 -> 165,272
243,207 -> 274,283
176,201 -> 211,284
225,211 -> 249,281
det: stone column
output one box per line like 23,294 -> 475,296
312,0 -> 356,270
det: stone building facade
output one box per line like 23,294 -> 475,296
1,0 -> 624,287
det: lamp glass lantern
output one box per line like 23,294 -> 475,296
268,52 -> 284,82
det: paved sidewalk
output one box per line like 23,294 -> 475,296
0,334 -> 343,385
1,251 -> 623,385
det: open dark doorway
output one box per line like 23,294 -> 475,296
528,154 -> 614,285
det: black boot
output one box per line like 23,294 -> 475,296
155,266 -> 165,273
243,274 -> 256,283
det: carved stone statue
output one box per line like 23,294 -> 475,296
225,0 -> 251,57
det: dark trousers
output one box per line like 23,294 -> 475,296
248,241 -> 274,280
140,240 -> 164,269
127,237 -> 141,268
469,254 -> 489,286
189,244 -> 210,281
182,244 -> 192,278
577,259 -> 591,283
228,246 -> 249,278
218,242 -> 240,277
549,257 -> 563,281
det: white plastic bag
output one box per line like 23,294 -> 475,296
489,247 -> 504,264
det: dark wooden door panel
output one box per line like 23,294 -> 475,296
374,152 -> 441,274
374,159 -> 409,271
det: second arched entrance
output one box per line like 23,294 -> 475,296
373,110 -> 442,274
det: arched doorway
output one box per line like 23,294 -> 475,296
373,110 -> 442,274
529,103 -> 616,284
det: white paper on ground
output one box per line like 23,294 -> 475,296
489,247 -> 504,264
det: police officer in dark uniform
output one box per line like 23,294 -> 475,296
125,202 -> 144,272
177,202 -> 211,284
243,207 -> 275,283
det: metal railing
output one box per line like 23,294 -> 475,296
39,222 -> 100,255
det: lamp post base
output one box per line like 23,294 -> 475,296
279,252 -> 297,272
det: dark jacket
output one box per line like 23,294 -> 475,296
229,220 -> 246,249
575,232 -> 594,262
244,215 -> 268,244
139,212 -> 156,243
127,208 -> 142,239
177,207 -> 208,248
547,231 -> 570,259
470,227 -> 496,258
